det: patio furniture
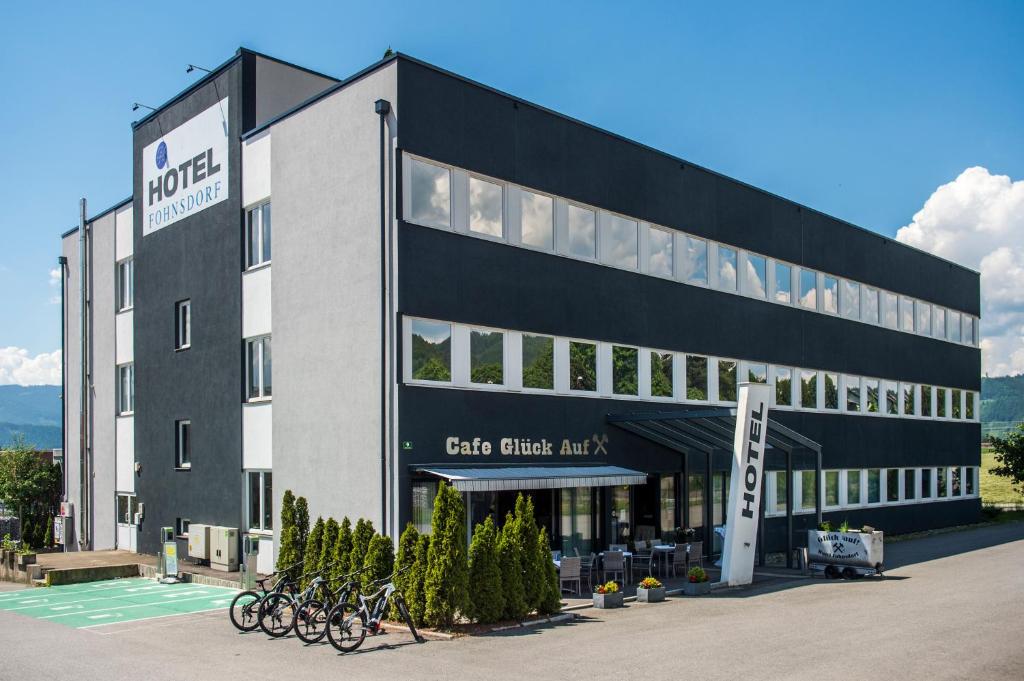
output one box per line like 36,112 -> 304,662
668,544 -> 688,577
650,544 -> 675,574
552,550 -> 562,562
631,547 -> 653,577
634,539 -> 648,552
603,551 -> 627,584
609,543 -> 628,552
580,552 -> 597,592
687,541 -> 704,570
559,556 -> 582,594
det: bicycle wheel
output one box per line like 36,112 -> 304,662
326,602 -> 367,653
293,599 -> 329,644
229,590 -> 263,632
259,592 -> 297,638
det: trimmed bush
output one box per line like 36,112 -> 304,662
319,517 -> 339,576
498,511 -> 528,621
514,493 -> 542,611
331,517 -> 353,582
349,518 -> 375,582
44,515 -> 54,549
276,491 -> 299,575
362,533 -> 395,592
294,496 -> 310,565
407,534 -> 430,626
424,481 -> 468,629
467,515 -> 505,623
535,527 -> 561,615
303,516 -> 325,586
390,523 -> 420,620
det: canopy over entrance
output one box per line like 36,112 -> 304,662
416,465 -> 648,492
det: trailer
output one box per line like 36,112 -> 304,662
807,529 -> 884,578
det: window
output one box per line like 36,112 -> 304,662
612,346 -> 638,396
650,351 -> 673,398
688,474 -> 705,529
774,366 -> 792,407
470,329 -> 504,385
886,469 -> 899,502
686,355 -> 708,400
411,481 -> 438,535
522,334 -> 554,390
717,246 -> 737,291
881,292 -> 898,328
921,385 -> 933,417
840,280 -> 860,319
936,388 -> 947,418
824,373 -> 839,410
611,485 -> 631,543
117,363 -> 134,415
520,190 -> 553,250
605,215 -> 638,269
971,317 -> 979,345
569,341 -> 597,392
847,470 -> 861,506
409,158 -> 451,228
800,470 -> 817,511
799,269 -> 817,309
961,315 -> 971,344
747,363 -> 768,384
921,468 -> 932,499
951,467 -> 962,496
845,376 -> 861,412
902,383 -> 916,416
411,319 -> 451,382
175,419 -> 191,469
863,286 -> 879,323
966,392 -> 975,420
659,475 -> 675,533
800,370 -> 817,409
680,235 -> 708,285
247,470 -> 273,532
825,471 -> 840,507
915,300 -> 931,336
965,467 -> 975,495
567,204 -> 596,258
717,359 -> 737,402
899,297 -> 915,332
867,469 -> 881,504
822,276 -> 838,314
744,253 -> 766,298
904,469 -> 916,500
246,202 -> 272,268
246,336 -> 272,399
951,389 -> 962,419
469,176 -> 503,237
117,494 -> 139,525
933,306 -> 946,339
774,262 -> 792,303
773,471 -> 788,514
648,227 -> 673,277
117,258 -> 134,311
948,311 -> 962,342
175,517 -> 190,538
865,378 -> 879,413
175,300 -> 191,350
884,381 -> 898,415
937,467 -> 948,498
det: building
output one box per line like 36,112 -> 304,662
60,48 -> 981,572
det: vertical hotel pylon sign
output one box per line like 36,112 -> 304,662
720,382 -> 771,586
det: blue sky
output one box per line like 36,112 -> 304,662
1,1 -> 1022,380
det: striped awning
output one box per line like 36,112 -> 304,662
416,465 -> 648,492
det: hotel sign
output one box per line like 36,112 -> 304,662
444,433 -> 609,457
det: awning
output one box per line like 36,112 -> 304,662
416,465 -> 649,492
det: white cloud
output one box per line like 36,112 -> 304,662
48,267 -> 62,305
895,167 -> 1024,376
0,348 -> 62,386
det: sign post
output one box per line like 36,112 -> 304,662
720,382 -> 771,586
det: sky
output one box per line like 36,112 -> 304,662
1,1 -> 1021,383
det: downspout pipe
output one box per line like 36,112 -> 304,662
78,198 -> 89,551
375,99 -> 392,534
58,256 -> 68,507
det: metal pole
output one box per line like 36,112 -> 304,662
375,99 -> 391,535
78,199 -> 89,551
815,448 -> 823,527
786,450 -> 793,569
58,256 -> 67,507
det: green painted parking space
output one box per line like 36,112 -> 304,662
0,577 -> 238,629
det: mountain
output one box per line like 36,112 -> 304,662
981,375 -> 1024,436
0,385 -> 62,449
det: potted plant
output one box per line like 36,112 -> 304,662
593,581 -> 624,609
15,541 -> 36,569
637,576 -> 665,603
685,566 -> 711,596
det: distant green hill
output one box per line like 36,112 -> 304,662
0,385 -> 62,449
981,375 -> 1024,438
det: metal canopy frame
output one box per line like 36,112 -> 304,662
607,407 -> 823,569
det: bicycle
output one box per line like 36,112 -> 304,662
291,567 -> 368,644
325,566 -> 425,653
228,561 -> 303,632
258,562 -> 339,638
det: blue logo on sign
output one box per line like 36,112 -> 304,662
155,141 -> 168,170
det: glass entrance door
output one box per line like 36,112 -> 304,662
559,487 -> 593,556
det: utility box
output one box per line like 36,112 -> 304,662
188,524 -> 210,560
209,526 -> 239,572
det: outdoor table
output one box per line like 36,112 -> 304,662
651,544 -> 676,574
597,551 -> 633,583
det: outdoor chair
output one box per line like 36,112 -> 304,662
579,552 -> 597,592
603,550 -> 626,584
552,550 -> 562,562
631,544 -> 653,577
687,541 -> 704,570
668,544 -> 688,577
609,543 -> 628,552
650,537 -> 662,547
559,556 -> 582,594
634,539 -> 648,552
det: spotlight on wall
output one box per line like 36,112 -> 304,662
132,102 -> 156,112
186,64 -> 212,74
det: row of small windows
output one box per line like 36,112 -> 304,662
404,317 -> 979,421
404,154 -> 980,348
764,466 -> 979,516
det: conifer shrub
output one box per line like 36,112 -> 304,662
467,515 -> 505,623
535,527 -> 561,615
406,533 -> 430,626
390,523 -> 420,620
276,491 -> 299,576
331,516 -> 353,582
424,481 -> 468,629
294,496 -> 310,564
514,493 -> 542,611
362,533 -> 395,592
303,516 -> 325,586
318,517 -> 339,576
498,511 -> 527,621
349,518 -> 375,583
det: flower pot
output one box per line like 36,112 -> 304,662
684,580 -> 711,596
592,592 -> 624,609
17,553 -> 36,568
637,586 -> 666,603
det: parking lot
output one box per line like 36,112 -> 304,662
1,521 -> 1022,680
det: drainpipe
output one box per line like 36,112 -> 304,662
58,255 -> 68,507
78,198 -> 89,551
375,99 -> 392,535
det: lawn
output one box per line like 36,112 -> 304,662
981,446 -> 1024,505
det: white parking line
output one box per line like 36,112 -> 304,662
41,592 -> 238,619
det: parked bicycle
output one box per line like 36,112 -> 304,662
258,562 -> 340,638
228,560 -> 303,632
291,566 -> 368,644
325,566 -> 425,653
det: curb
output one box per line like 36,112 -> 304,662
489,612 -> 575,632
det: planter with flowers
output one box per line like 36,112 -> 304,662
684,566 -> 711,596
637,576 -> 665,603
593,581 -> 623,609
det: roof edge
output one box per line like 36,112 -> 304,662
60,195 -> 133,238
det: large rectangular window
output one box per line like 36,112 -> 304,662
885,381 -> 898,415
865,378 -> 879,413
176,419 -> 191,469
469,176 -> 504,237
800,471 -> 817,511
951,467 -> 962,496
246,336 -> 272,399
687,474 -> 705,530
824,373 -> 839,410
882,292 -> 898,329
845,376 -> 861,412
799,269 -> 817,309
686,355 -> 708,400
825,471 -> 840,507
521,334 -> 554,390
567,204 -> 596,259
773,472 -> 788,514
965,468 -> 975,496
117,363 -> 134,415
867,469 -> 881,504
903,383 -> 916,416
921,468 -> 932,499
650,351 -> 673,398
886,469 -> 899,502
800,370 -> 817,409
409,158 -> 451,228
612,345 -> 639,396
520,190 -> 553,250
660,476 -> 675,533
915,300 -> 931,336
899,296 -> 915,332
117,258 -> 134,311
949,311 -> 962,342
648,226 -> 673,277
966,392 -> 975,420
744,253 -> 766,298
247,470 -> 273,532
921,385 -> 933,417
717,246 -> 737,291
937,467 -> 948,498
246,202 -> 272,268
470,329 -> 504,385
774,366 -> 792,407
933,306 -> 946,339
951,389 -> 962,419
605,214 -> 638,269
904,469 -> 916,500
411,481 -> 438,535
569,341 -> 597,392
822,276 -> 838,314
680,235 -> 708,285
411,319 -> 452,382
774,262 -> 792,303
847,471 -> 861,506
718,359 -> 738,402
175,300 -> 191,350
936,388 -> 947,418
863,286 -> 879,324
840,280 -> 860,319
747,362 -> 768,384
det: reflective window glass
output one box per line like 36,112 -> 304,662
718,359 -> 738,402
952,389 -> 962,419
612,345 -> 639,396
825,471 -> 840,507
900,296 -> 915,332
863,286 -> 879,323
567,204 -> 597,259
747,363 -> 768,384
933,306 -> 946,339
887,469 -> 899,502
774,366 -> 792,407
841,280 -> 860,319
744,253 -> 766,298
800,369 -> 817,408
949,311 -> 962,342
936,387 -> 947,417
774,262 -> 792,303
916,301 -> 931,336
686,355 -> 708,400
520,190 -> 553,249
823,276 -> 838,314
411,319 -> 452,381
469,176 -> 503,237
865,378 -> 879,413
651,351 -> 673,398
717,246 -> 737,291
522,334 -> 554,390
882,292 -> 898,328
648,227 -> 673,277
824,372 -> 839,409
885,381 -> 898,415
409,159 -> 451,228
680,235 -> 708,285
903,383 -> 916,415
847,471 -> 861,505
921,385 -> 933,417
799,269 -> 817,309
470,329 -> 504,385
569,341 -> 597,392
867,469 -> 880,504
606,214 -> 638,269
846,376 -> 861,412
